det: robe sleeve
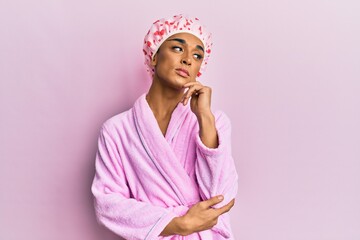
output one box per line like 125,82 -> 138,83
194,111 -> 239,238
91,124 -> 178,240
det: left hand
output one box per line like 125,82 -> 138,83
181,81 -> 212,118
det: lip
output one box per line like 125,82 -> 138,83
175,68 -> 190,77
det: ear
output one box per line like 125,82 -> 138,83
151,53 -> 157,67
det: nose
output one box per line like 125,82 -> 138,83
181,52 -> 192,66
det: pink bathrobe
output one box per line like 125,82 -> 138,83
91,93 -> 238,239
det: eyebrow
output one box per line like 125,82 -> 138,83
167,38 -> 204,52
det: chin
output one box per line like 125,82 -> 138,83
157,71 -> 190,89
174,75 -> 192,86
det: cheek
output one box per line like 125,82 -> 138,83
192,63 -> 202,74
157,52 -> 176,67
154,57 -> 173,78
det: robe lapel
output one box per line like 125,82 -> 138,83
164,99 -> 188,143
133,94 -> 200,205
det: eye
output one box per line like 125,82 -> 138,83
193,53 -> 203,60
172,46 -> 183,52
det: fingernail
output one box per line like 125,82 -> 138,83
217,195 -> 224,200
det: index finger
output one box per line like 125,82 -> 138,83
183,81 -> 202,88
214,198 -> 235,215
200,195 -> 225,209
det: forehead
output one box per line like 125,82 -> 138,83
166,32 -> 204,48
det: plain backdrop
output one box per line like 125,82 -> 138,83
1,0 -> 359,239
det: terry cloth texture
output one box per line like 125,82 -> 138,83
91,94 -> 238,239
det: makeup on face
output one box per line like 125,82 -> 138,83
166,38 -> 204,60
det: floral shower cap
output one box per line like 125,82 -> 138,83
143,14 -> 213,78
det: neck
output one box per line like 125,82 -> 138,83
146,77 -> 184,119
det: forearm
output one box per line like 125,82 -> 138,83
197,111 -> 218,149
195,111 -> 238,208
160,217 -> 190,236
161,196 -> 233,237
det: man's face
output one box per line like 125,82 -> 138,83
152,32 -> 204,89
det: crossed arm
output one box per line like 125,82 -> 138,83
160,195 -> 235,236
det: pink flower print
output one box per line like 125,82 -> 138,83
154,29 -> 166,39
165,21 -> 175,26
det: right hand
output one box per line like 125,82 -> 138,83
179,196 -> 235,236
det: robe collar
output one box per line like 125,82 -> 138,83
133,93 -> 200,205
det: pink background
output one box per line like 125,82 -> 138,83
1,0 -> 359,239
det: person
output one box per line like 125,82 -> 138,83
91,14 -> 238,239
